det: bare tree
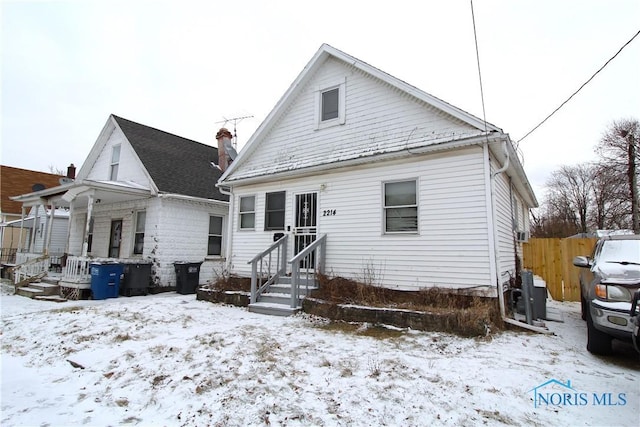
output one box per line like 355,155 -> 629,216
595,118 -> 639,233
590,162 -> 630,229
545,164 -> 593,234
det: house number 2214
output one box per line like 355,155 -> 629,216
322,209 -> 337,216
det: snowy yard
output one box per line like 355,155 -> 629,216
1,286 -> 638,426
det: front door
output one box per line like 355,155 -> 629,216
109,219 -> 122,258
294,192 -> 318,268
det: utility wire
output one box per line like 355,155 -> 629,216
518,28 -> 640,144
470,0 -> 488,135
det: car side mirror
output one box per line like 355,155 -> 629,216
572,256 -> 590,268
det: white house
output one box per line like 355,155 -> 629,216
11,115 -> 230,296
217,44 -> 537,314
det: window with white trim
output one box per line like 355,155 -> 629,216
383,180 -> 418,233
133,211 -> 146,255
239,196 -> 255,229
208,215 -> 223,256
314,78 -> 346,129
265,191 -> 285,231
110,144 -> 121,180
86,217 -> 94,253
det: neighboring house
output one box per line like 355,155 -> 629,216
218,44 -> 538,309
0,165 -> 70,264
11,115 -> 230,293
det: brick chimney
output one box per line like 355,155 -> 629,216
215,128 -> 233,172
67,163 -> 76,179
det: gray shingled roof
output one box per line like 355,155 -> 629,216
113,115 -> 228,202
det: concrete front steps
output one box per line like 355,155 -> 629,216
248,277 -> 318,316
16,277 -> 66,303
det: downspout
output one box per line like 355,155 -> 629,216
218,185 -> 234,272
485,140 -> 551,334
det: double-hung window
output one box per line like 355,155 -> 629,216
383,180 -> 418,233
208,215 -> 223,256
86,217 -> 94,253
110,144 -> 121,180
239,196 -> 255,229
133,211 -> 146,255
265,191 -> 285,231
314,77 -> 346,129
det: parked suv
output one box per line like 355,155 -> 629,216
573,234 -> 640,355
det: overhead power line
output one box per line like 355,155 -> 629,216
518,28 -> 640,144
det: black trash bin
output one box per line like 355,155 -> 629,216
120,263 -> 152,297
174,261 -> 203,294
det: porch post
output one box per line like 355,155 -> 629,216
82,195 -> 94,257
30,205 -> 40,253
44,203 -> 56,255
65,204 -> 73,254
17,206 -> 25,252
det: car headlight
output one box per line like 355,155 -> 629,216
595,284 -> 632,302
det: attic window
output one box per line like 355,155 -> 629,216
314,77 -> 346,129
321,88 -> 339,121
110,144 -> 121,180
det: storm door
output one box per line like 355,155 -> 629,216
108,219 -> 122,258
294,192 -> 318,268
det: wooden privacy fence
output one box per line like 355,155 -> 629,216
522,238 -> 598,302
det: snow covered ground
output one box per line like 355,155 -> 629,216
1,284 -> 638,426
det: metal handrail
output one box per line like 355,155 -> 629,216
248,235 -> 288,304
288,234 -> 326,308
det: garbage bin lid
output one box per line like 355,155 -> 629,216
533,280 -> 546,288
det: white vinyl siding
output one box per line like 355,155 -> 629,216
492,160 -> 519,284
231,58 -> 482,182
84,126 -> 152,187
229,147 -> 492,291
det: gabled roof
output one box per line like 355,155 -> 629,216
112,116 -> 227,201
1,165 -> 65,215
220,43 -> 502,184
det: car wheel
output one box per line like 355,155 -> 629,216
586,307 -> 613,355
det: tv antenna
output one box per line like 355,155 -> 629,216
216,114 -> 253,148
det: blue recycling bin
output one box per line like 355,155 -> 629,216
90,262 -> 124,300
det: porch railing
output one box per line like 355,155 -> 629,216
0,248 -> 18,264
13,255 -> 50,285
248,235 -> 288,304
15,252 -> 45,265
289,234 -> 326,308
62,256 -> 94,284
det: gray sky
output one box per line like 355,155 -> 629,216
2,0 -> 639,200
